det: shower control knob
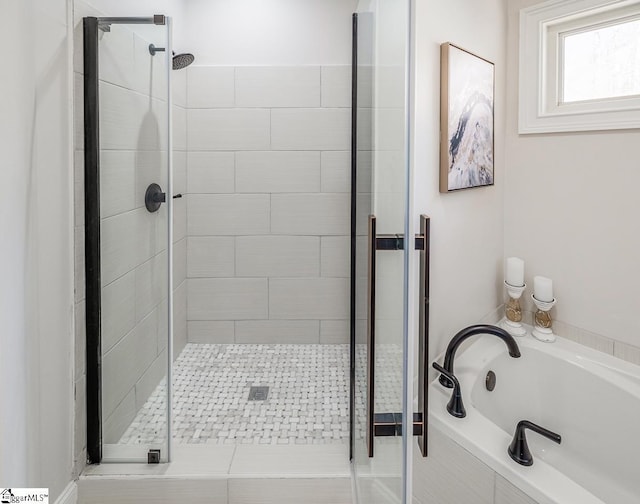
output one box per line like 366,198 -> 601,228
145,183 -> 166,213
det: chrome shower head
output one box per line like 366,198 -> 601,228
173,53 -> 194,70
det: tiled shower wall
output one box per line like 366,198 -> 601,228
72,0 -> 188,473
185,66 -> 353,345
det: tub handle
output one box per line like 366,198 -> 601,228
432,362 -> 465,418
508,420 -> 562,466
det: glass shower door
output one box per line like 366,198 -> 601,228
353,0 -> 411,502
84,15 -> 172,463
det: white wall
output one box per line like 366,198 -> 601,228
72,0 -> 187,51
0,0 -> 75,500
0,0 -> 34,487
411,0 -> 507,361
410,1 -> 507,503
182,0 -> 358,66
505,0 -> 640,351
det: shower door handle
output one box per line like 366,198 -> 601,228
366,215 -> 430,458
366,215 -> 377,458
417,215 -> 430,457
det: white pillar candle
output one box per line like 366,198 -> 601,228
534,276 -> 553,302
506,257 -> 525,287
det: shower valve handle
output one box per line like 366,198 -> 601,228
152,192 -> 166,203
145,183 -> 166,213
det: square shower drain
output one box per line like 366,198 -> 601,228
248,386 -> 269,401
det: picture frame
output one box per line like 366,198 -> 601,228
440,43 -> 495,193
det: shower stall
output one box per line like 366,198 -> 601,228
81,2 -> 417,502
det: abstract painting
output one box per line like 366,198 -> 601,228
440,43 -> 495,192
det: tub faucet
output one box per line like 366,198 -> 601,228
508,420 -> 561,466
439,324 -> 521,388
432,362 -> 465,418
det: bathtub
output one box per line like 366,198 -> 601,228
429,326 -> 640,504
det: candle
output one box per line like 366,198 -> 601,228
534,276 -> 553,302
506,257 -> 525,287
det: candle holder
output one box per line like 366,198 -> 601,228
531,294 -> 557,343
501,281 -> 527,337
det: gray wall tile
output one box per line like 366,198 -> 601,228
271,108 -> 350,150
236,151 -> 321,193
321,151 -> 350,193
321,65 -> 351,108
173,105 -> 187,151
100,83 -> 167,151
271,194 -> 349,235
100,151 -> 136,218
188,194 -> 270,236
187,236 -> 235,278
235,66 -> 320,108
173,151 -> 187,194
102,311 -> 158,419
102,389 -> 136,444
321,236 -> 350,277
173,196 -> 187,243
236,320 -> 320,344
495,475 -> 539,504
270,278 -> 349,320
173,282 -> 188,357
187,66 -> 235,108
188,278 -> 268,320
320,320 -> 349,344
135,251 -> 168,323
187,152 -> 235,194
183,66 -> 354,345
188,321 -> 235,344
553,318 -> 615,355
614,341 -> 640,366
188,109 -> 270,151
173,237 -> 187,287
412,427 -> 494,504
236,236 -> 320,277
100,211 -> 138,286
134,350 -> 167,413
101,270 -> 136,354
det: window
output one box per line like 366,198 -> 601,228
519,0 -> 640,133
562,18 -> 640,103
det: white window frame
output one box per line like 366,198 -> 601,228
519,0 -> 640,134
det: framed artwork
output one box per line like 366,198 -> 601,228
440,43 -> 495,193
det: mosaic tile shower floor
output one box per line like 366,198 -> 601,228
118,343 -> 401,445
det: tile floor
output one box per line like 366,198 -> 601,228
118,342 -> 402,445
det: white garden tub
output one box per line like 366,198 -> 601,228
429,326 -> 640,504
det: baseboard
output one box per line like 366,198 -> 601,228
55,481 -> 77,504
